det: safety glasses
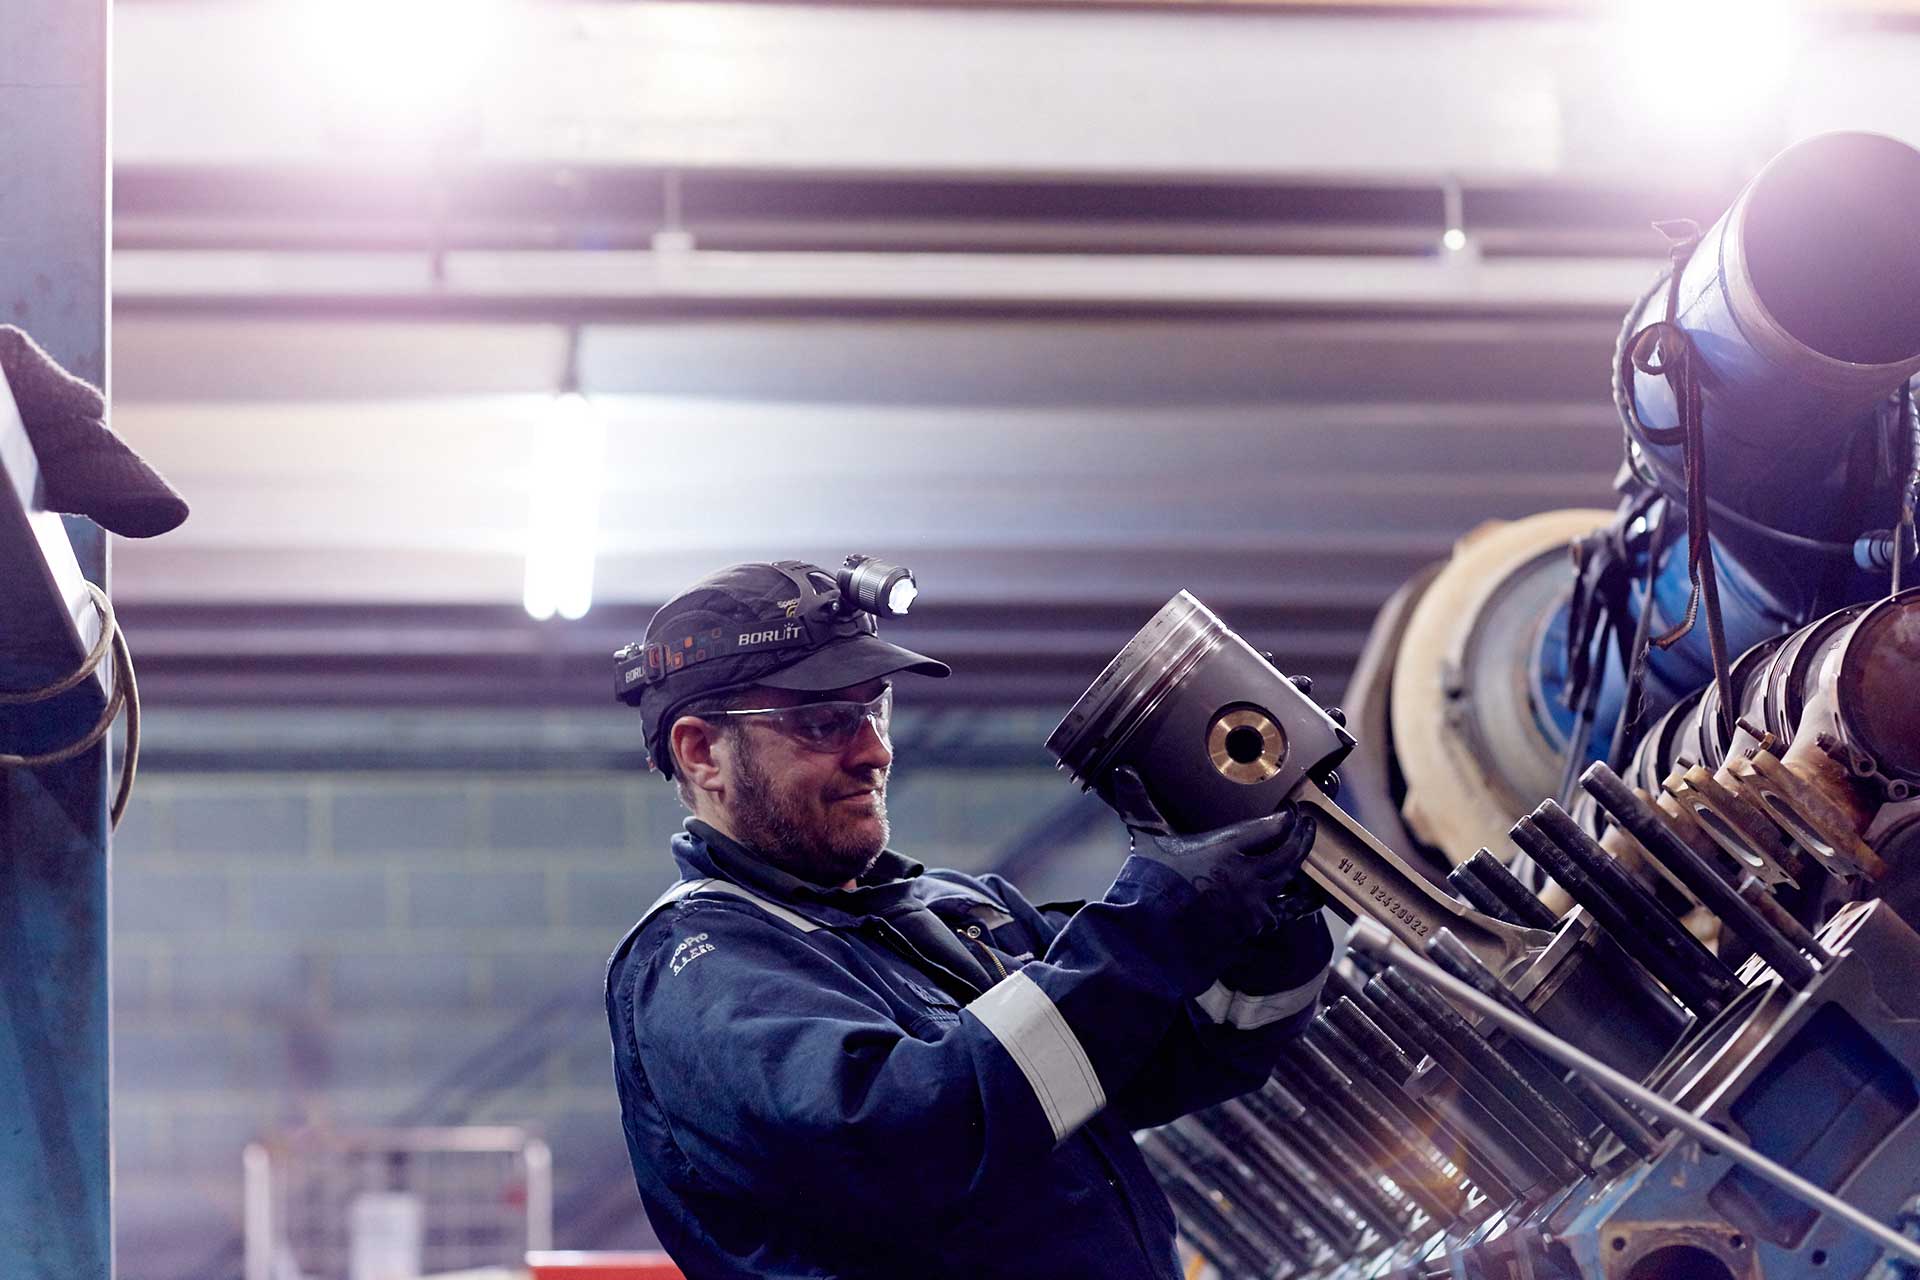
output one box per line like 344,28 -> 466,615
709,686 -> 893,753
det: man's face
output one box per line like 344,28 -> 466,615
713,678 -> 894,886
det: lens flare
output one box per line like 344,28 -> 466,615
1613,0 -> 1801,138
288,0 -> 509,141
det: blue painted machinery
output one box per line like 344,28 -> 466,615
1135,132 -> 1920,1280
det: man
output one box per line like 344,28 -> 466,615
606,558 -> 1331,1279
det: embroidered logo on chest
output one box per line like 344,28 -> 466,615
669,933 -> 715,976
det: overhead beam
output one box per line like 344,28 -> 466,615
112,596 -> 1369,714
110,165 -> 1736,259
101,0 -> 1920,13
856,0 -> 1920,12
113,2 -> 1920,185
112,247 -> 1661,318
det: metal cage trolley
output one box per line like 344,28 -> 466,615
243,1126 -> 552,1280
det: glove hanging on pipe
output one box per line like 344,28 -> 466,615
0,325 -> 188,538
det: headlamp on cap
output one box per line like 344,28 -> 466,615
613,555 -> 922,707
837,554 -> 917,618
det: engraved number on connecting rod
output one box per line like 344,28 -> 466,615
1329,853 -> 1432,939
1290,779 -> 1548,975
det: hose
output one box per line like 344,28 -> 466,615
0,581 -> 142,827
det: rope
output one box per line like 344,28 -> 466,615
1608,497 -> 1673,771
1614,221 -> 1737,743
0,581 -> 142,827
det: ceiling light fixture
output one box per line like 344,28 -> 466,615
522,325 -> 606,622
1441,178 -> 1469,254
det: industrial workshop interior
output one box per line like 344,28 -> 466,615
8,0 -> 1920,1278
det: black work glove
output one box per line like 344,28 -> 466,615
1106,766 -> 1317,946
0,325 -> 189,538
1272,669 -> 1347,798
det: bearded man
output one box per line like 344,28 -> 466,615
605,558 -> 1331,1279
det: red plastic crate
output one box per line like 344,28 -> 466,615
526,1250 -> 684,1280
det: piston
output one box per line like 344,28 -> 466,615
1048,590 -> 1554,977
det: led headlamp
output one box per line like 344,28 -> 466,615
613,555 -> 920,706
837,554 -> 918,619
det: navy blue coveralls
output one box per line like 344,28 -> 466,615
606,820 -> 1331,1279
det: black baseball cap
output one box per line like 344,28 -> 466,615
625,561 -> 949,777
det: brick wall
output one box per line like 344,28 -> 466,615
111,753 -> 1127,1279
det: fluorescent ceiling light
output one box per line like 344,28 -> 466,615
522,390 -> 606,622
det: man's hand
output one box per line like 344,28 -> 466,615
1106,767 -> 1317,944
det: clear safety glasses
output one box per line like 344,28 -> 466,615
710,686 -> 893,753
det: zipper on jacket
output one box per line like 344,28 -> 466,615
961,924 -> 1010,981
866,918 -> 984,1000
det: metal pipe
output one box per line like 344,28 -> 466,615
1324,961 -> 1370,1005
1327,996 -> 1418,1084
1192,1105 -> 1363,1254
1425,930 -> 1663,1160
1278,1043 -> 1470,1225
1509,815 -> 1729,1017
1139,1132 -> 1287,1278
1244,1085 -> 1413,1238
1579,762 -> 1819,988
1380,967 -> 1595,1172
1332,964 -> 1429,1064
1447,860 -> 1526,926
1628,134 -> 1920,500
1328,997 -> 1566,1205
1310,1015 -> 1521,1208
1365,975 -> 1580,1185
1531,801 -> 1742,994
1152,1178 -> 1268,1280
1159,1121 -> 1315,1269
1348,916 -> 1920,1273
1463,848 -> 1562,930
1179,1123 -> 1325,1270
1327,993 -> 1554,1198
1272,1050 -> 1432,1220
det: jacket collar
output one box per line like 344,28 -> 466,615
672,819 -> 927,925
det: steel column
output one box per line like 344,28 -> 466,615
0,1 -> 113,1274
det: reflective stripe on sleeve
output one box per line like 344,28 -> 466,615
967,970 -> 1106,1143
1195,968 -> 1328,1031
